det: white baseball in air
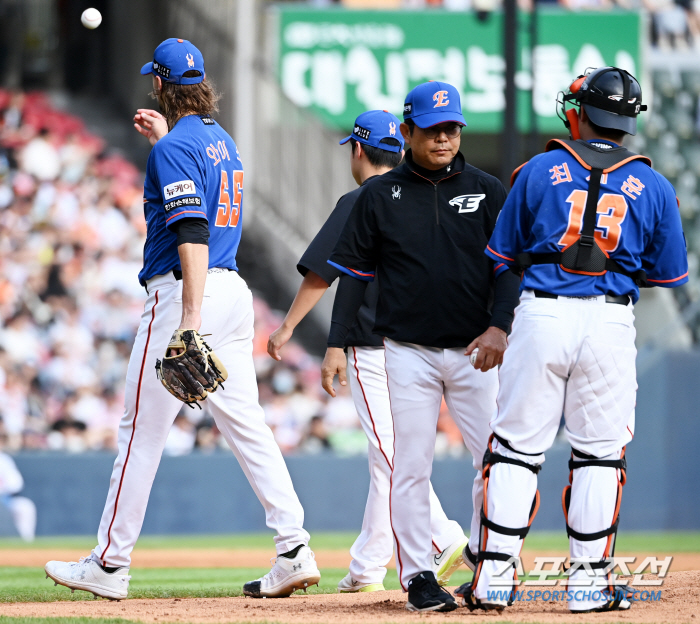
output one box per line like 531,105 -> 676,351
81,8 -> 102,29
470,348 -> 479,367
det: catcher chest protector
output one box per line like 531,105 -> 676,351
513,140 -> 652,285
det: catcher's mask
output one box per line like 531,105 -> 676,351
556,67 -> 647,140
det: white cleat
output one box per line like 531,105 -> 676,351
243,546 -> 321,598
337,573 -> 385,593
432,536 -> 469,586
45,554 -> 130,600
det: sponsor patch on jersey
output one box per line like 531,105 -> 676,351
200,116 -> 215,125
353,124 -> 371,140
152,60 -> 171,79
164,196 -> 202,212
450,194 -> 485,213
164,180 -> 196,200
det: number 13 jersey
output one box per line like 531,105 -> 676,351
486,139 -> 689,303
139,114 -> 244,286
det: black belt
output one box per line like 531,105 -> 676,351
172,268 -> 232,280
533,289 -> 630,306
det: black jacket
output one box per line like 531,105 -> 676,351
329,150 -> 518,348
297,178 -> 382,347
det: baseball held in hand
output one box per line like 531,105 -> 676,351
470,348 -> 479,367
81,8 -> 102,29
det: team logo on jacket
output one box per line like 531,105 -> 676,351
391,185 -> 401,200
450,194 -> 485,213
164,180 -> 196,199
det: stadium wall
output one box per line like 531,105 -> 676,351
4,349 -> 699,536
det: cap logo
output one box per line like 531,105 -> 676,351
433,90 -> 449,108
389,122 -> 396,136
404,103 -> 412,114
152,60 -> 171,79
353,124 -> 371,140
186,53 -> 195,68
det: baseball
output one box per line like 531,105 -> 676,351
81,8 -> 102,29
470,348 -> 479,367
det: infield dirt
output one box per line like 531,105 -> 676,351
1,570 -> 698,624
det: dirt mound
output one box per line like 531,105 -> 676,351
3,570 -> 699,624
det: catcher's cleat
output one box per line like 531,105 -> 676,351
570,597 -> 631,613
432,536 -> 469,586
45,554 -> 130,600
454,581 -> 506,612
405,571 -> 457,612
243,546 -> 321,598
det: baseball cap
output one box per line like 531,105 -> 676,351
403,81 -> 467,128
339,110 -> 404,153
140,38 -> 205,85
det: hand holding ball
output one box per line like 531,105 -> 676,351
81,8 -> 102,29
470,348 -> 479,367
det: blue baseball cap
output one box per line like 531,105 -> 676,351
339,110 -> 404,153
141,38 -> 205,85
403,81 -> 467,128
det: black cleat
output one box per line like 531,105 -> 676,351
405,571 -> 457,612
454,581 -> 506,612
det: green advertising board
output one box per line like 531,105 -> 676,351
275,8 -> 642,133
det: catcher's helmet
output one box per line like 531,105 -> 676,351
559,67 -> 647,136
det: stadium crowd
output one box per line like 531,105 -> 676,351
0,90 -> 467,459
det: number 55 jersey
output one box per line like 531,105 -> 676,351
139,114 -> 243,286
486,138 -> 688,302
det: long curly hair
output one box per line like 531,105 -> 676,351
153,71 -> 221,130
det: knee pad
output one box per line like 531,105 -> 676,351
562,447 -> 627,601
465,434 -> 541,610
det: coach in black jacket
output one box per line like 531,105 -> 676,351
325,81 -> 520,612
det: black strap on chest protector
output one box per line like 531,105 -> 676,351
513,140 -> 651,286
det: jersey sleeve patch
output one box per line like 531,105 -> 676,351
163,180 -> 197,200
164,196 -> 202,212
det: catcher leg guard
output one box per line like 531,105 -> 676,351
563,447 -> 629,613
456,434 -> 541,612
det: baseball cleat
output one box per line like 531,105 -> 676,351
405,571 -> 457,612
337,573 -> 385,593
243,545 -> 321,598
432,536 -> 469,586
45,554 -> 130,600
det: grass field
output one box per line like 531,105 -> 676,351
1,532 -> 698,624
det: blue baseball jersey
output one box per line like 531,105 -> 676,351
485,140 -> 688,303
139,114 -> 244,286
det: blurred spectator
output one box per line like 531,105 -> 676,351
0,89 -> 470,458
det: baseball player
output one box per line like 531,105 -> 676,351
268,110 -> 469,594
327,82 -> 521,611
456,67 -> 688,614
44,38 -> 320,600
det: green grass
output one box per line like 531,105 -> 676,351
0,566 -> 479,603
2,531 -> 698,553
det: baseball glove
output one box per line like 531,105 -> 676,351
155,329 -> 228,408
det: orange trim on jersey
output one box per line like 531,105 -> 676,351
165,210 -> 207,223
647,272 -> 688,284
347,267 -> 375,278
494,263 -> 505,273
486,245 -> 514,262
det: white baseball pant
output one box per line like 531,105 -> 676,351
474,291 -> 636,611
346,346 -> 466,585
383,339 -> 499,590
94,271 -> 309,568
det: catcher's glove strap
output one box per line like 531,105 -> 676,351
483,448 -> 542,475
